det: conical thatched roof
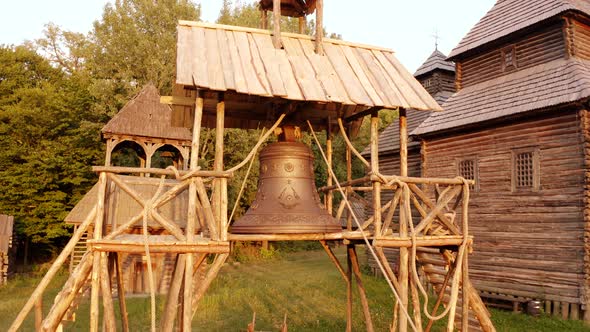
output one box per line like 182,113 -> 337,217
102,85 -> 192,142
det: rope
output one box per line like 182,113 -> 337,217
407,177 -> 470,324
228,127 -> 266,229
142,175 -> 168,332
337,118 -> 370,168
306,120 -> 418,332
226,114 -> 286,173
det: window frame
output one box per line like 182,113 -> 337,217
501,45 -> 517,72
511,147 -> 540,192
456,157 -> 479,192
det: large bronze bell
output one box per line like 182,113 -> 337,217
231,141 -> 342,234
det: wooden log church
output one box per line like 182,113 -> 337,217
409,0 -> 590,321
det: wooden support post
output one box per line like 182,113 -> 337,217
553,301 -> 561,317
90,172 -> 107,332
370,111 -> 382,236
272,0 -> 282,48
35,297 -> 42,331
326,122 -> 333,215
571,303 -> 580,320
399,109 -> 408,177
114,253 -> 129,332
99,252 -> 116,331
562,302 -> 569,320
261,10 -> 268,29
214,93 -> 227,241
315,0 -> 324,54
298,16 -> 306,34
462,209 -> 470,331
398,109 -> 409,332
161,255 -> 186,332
346,245 -> 353,332
349,245 -> 374,332
183,88 -> 204,330
346,125 -> 353,231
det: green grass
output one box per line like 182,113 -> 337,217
1,248 -> 589,331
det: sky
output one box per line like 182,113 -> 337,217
0,0 -> 496,72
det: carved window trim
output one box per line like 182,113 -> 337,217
456,157 -> 479,192
511,147 -> 540,192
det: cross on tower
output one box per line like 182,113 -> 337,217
432,29 -> 440,50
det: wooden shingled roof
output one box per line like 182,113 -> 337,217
414,49 -> 455,77
449,0 -> 590,60
102,85 -> 192,142
175,21 -> 442,114
413,58 -> 590,136
363,49 -> 455,156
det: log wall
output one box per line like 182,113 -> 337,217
581,109 -> 590,321
460,21 -> 566,88
571,17 -> 590,59
422,110 -> 587,312
419,71 -> 455,97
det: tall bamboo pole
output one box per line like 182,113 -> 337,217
398,109 -> 409,332
90,172 -> 107,332
183,89 -> 204,330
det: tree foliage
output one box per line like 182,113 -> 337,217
0,46 -> 102,254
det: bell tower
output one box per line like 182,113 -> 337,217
258,0 -> 324,53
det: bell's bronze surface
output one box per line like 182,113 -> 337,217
231,141 -> 342,234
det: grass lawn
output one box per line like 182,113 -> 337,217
1,247 -> 589,331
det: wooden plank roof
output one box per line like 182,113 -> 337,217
414,49 -> 455,77
449,0 -> 590,60
65,176 -> 189,228
175,21 -> 442,112
413,58 -> 590,136
102,85 -> 192,142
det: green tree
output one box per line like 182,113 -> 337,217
0,45 -> 102,257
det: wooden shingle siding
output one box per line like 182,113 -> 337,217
461,22 -> 565,87
422,111 -> 586,303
